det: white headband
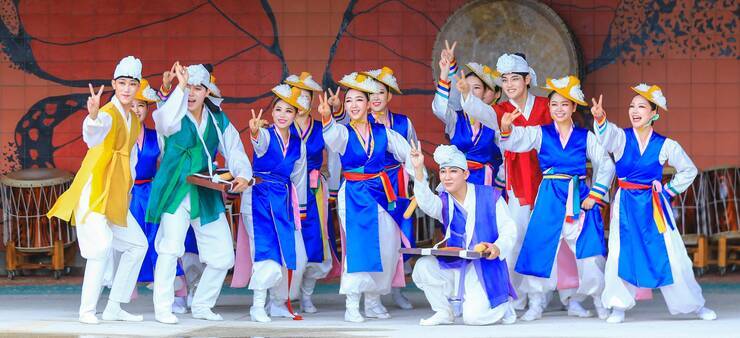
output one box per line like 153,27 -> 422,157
433,144 -> 468,171
187,64 -> 223,105
113,56 -> 142,80
496,53 -> 538,86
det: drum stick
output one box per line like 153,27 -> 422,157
403,197 -> 417,219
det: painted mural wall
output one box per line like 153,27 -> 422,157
0,0 -> 737,176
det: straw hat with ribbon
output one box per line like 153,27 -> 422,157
271,84 -> 310,112
133,78 -> 159,103
542,75 -> 588,106
284,72 -> 323,92
338,72 -> 381,94
361,66 -> 402,94
465,62 -> 502,89
631,83 -> 667,111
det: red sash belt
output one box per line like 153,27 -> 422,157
384,163 -> 408,199
134,179 -> 152,185
618,179 -> 672,233
466,160 -> 484,170
343,171 -> 398,205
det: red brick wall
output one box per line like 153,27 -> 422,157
0,0 -> 737,174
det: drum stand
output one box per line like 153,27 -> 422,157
5,240 -> 74,279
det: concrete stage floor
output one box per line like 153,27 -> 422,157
0,281 -> 737,338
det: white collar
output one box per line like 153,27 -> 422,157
111,96 -> 131,129
510,93 -> 535,120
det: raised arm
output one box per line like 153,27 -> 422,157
409,140 -> 443,222
499,125 -> 542,153
459,87 -> 500,131
82,84 -> 112,148
591,94 -> 626,159
318,91 -> 350,155
248,109 -> 270,157
386,129 -> 425,179
153,62 -> 192,137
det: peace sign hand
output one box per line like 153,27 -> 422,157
174,61 -> 189,90
409,140 -> 425,171
500,108 -> 522,133
441,40 -> 457,64
317,92 -> 332,119
455,69 -> 471,98
162,62 -> 177,91
249,109 -> 267,137
409,140 -> 425,181
326,86 -> 342,112
590,94 -> 605,120
87,83 -> 105,120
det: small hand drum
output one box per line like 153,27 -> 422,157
400,247 -> 483,259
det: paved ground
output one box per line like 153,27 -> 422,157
0,281 -> 737,338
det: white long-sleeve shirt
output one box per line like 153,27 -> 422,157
82,95 -> 138,181
500,123 -> 615,202
152,86 -> 252,181
594,118 -> 697,197
321,118 -> 418,179
251,126 -> 307,199
413,181 -> 518,261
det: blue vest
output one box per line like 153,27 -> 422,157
515,125 -> 606,278
341,123 -> 397,273
251,126 -> 302,270
439,185 -> 516,308
615,128 -> 673,288
450,110 -> 502,184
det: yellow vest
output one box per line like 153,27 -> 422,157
48,101 -> 140,226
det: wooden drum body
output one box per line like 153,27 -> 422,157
1,168 -> 75,279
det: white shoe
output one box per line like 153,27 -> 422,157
567,300 -> 593,318
392,288 -> 413,310
502,303 -> 517,325
696,307 -> 717,321
155,312 -> 179,324
192,307 -> 223,321
419,311 -> 454,326
512,294 -> 528,311
345,308 -> 365,322
606,309 -> 625,324
172,297 -> 188,314
364,295 -> 390,319
592,297 -> 609,320
102,308 -> 143,322
250,306 -> 271,323
79,313 -> 99,325
300,295 -> 317,314
520,307 -> 543,321
268,301 -> 297,318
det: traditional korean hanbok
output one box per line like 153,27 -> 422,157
147,64 -> 252,323
432,60 -> 504,187
412,145 -> 518,326
596,84 -> 715,322
322,72 -> 418,322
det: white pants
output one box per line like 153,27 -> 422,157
75,180 -> 147,318
413,256 -> 511,325
337,186 -> 401,298
153,194 -> 234,314
519,216 -> 605,304
244,225 -> 308,302
602,191 -> 705,314
302,254 -> 333,297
